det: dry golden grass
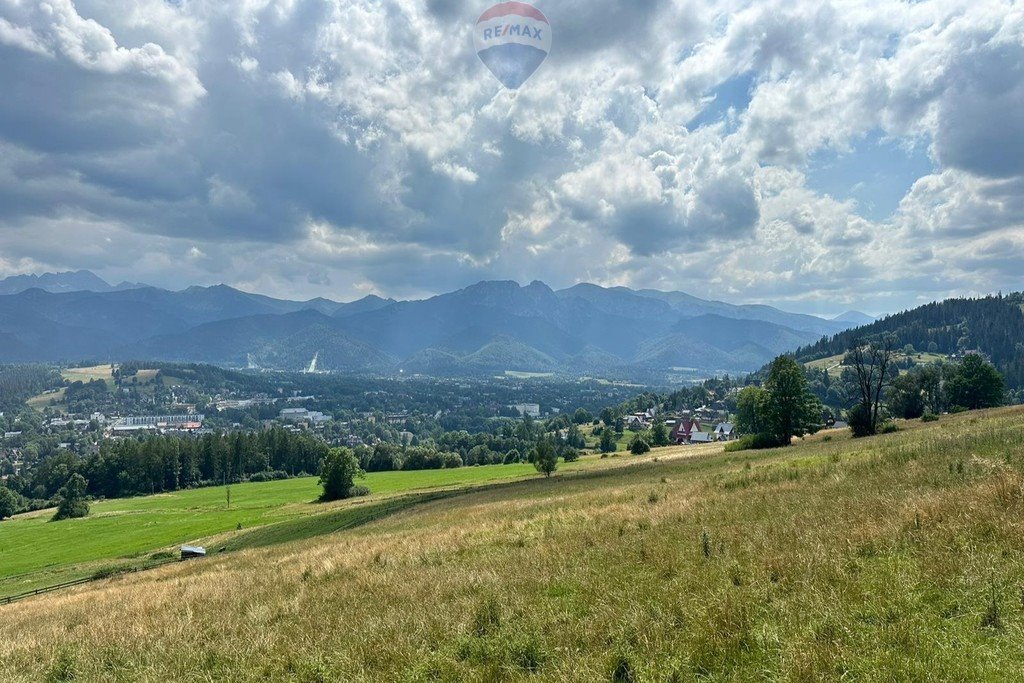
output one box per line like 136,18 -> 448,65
61,365 -> 115,384
3,408 -> 1024,681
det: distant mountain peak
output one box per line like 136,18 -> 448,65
525,280 -> 553,293
831,310 -> 876,326
0,269 -> 145,295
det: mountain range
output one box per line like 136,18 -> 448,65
0,270 -> 146,296
0,271 -> 861,377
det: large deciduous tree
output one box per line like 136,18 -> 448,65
946,354 -> 1005,410
760,356 -> 823,446
887,372 -> 927,419
848,335 -> 897,436
531,440 -> 558,478
0,485 -> 20,520
318,448 -> 365,502
735,386 -> 767,436
52,473 -> 89,521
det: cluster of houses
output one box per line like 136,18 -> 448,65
625,408 -> 737,445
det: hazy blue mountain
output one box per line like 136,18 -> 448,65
831,310 -> 876,326
123,310 -> 395,372
0,270 -> 130,295
400,338 -> 558,376
622,288 -> 845,337
332,294 -> 396,318
0,278 -> 853,375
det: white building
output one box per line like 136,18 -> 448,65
510,403 -> 541,418
279,408 -> 330,424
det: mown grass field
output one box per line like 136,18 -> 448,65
26,364 -> 169,411
0,452 -> 685,598
60,364 -> 115,384
2,408 -> 1024,681
806,351 -> 949,378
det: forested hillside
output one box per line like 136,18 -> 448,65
795,293 -> 1024,389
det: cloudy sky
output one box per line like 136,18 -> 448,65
0,0 -> 1022,316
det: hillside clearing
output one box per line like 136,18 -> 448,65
61,364 -> 115,384
2,408 -> 1023,680
807,350 -> 949,378
0,446 -> 714,599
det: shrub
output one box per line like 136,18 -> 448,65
724,434 -> 781,452
561,447 -> 580,463
347,485 -> 371,498
248,470 -> 288,483
629,435 -> 651,455
879,422 -> 900,434
91,565 -> 125,580
921,412 -> 939,422
847,402 -> 875,438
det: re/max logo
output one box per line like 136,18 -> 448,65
482,24 -> 543,41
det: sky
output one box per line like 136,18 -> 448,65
0,0 -> 1022,317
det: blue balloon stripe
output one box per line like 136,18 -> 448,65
476,43 -> 548,89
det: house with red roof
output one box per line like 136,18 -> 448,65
670,414 -> 702,444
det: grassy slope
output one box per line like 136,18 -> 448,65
2,408 -> 1024,680
0,454 -> 672,596
807,351 -> 948,378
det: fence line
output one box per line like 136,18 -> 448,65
0,558 -> 179,606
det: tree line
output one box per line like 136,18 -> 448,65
0,414 -> 585,517
2,428 -> 332,505
795,293 -> 1024,392
735,343 -> 1008,449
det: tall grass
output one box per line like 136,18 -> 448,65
1,407 -> 1023,681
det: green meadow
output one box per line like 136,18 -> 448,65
0,455 -> 618,597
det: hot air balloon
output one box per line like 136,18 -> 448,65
474,2 -> 551,89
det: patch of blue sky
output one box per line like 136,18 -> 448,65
806,130 -> 934,221
686,71 -> 756,133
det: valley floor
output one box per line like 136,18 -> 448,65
2,408 -> 1024,680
